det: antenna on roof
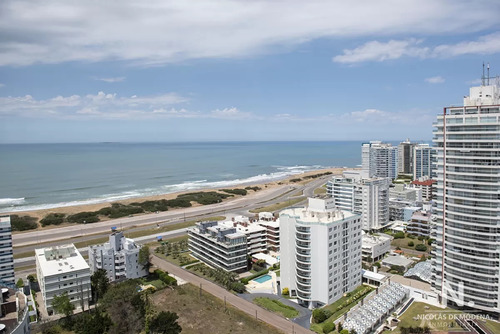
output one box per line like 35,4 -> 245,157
487,63 -> 490,85
482,62 -> 485,86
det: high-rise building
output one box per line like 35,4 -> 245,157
0,216 -> 15,288
280,197 -> 362,308
413,144 -> 433,179
398,139 -> 416,175
327,170 -> 390,231
362,141 -> 398,179
88,230 -> 148,282
432,79 -> 500,316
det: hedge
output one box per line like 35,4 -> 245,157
40,213 -> 65,226
154,269 -> 177,286
241,268 -> 269,285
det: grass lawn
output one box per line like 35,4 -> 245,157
313,185 -> 327,195
311,285 -> 374,333
254,297 -> 299,319
140,277 -> 166,290
156,251 -> 199,267
392,302 -> 463,333
151,283 -> 283,334
250,197 -> 306,213
484,319 -> 500,333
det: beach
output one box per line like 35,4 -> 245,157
7,167 -> 346,223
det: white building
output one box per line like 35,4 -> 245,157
410,177 -> 436,201
0,216 -> 15,288
188,221 -> 247,272
413,144 -> 433,179
88,230 -> 148,282
256,212 -> 280,252
223,216 -> 267,255
327,170 -> 390,231
35,244 -> 91,314
389,183 -> 422,202
407,210 -> 432,237
432,79 -> 500,316
361,232 -> 393,262
280,197 -> 362,308
362,141 -> 398,179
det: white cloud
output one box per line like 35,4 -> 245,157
425,76 -> 445,84
333,39 -> 428,64
95,77 -> 126,83
0,1 -> 499,66
333,32 -> 500,64
341,108 -> 434,125
210,107 -> 252,119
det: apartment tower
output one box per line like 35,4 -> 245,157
432,77 -> 500,317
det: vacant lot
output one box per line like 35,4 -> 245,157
151,283 -> 283,334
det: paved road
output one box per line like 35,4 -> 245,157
13,184 -> 296,247
151,255 -> 314,334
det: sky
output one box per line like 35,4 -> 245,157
1,0 -> 500,143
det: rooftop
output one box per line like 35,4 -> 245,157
362,233 -> 392,247
411,179 -> 436,186
35,244 -> 89,277
0,215 -> 11,227
382,255 -> 413,268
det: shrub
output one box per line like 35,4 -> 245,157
154,269 -> 177,286
323,322 -> 335,334
221,189 -> 248,196
40,213 -> 65,226
416,244 -> 427,251
282,287 -> 289,296
229,281 -> 246,293
98,204 -> 144,219
340,329 -> 349,334
16,278 -> 24,288
131,200 -> 169,212
408,241 -> 414,247
10,215 -> 38,231
407,234 -> 415,239
290,178 -> 302,183
394,232 -> 405,239
67,211 -> 100,224
165,198 -> 192,208
312,308 -> 332,323
427,238 -> 434,245
418,235 -> 424,241
178,192 -> 232,205
373,262 -> 381,268
245,186 -> 261,191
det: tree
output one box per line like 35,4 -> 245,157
91,269 -> 110,303
27,274 -> 37,283
149,311 -> 182,334
337,322 -> 343,332
52,292 -> 75,317
408,241 -> 414,247
323,322 -> 335,333
73,310 -> 112,334
139,245 -> 151,271
16,278 -> 24,288
416,244 -> 427,251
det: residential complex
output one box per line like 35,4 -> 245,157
327,170 -> 390,231
362,141 -> 398,179
0,216 -> 15,288
255,212 -> 280,252
88,230 -> 148,282
431,80 -> 500,316
406,210 -> 432,237
0,288 -> 31,334
225,216 -> 267,255
413,144 -> 433,179
410,177 -> 436,201
280,197 -> 362,308
35,244 -> 91,314
397,139 -> 415,175
188,221 -> 247,272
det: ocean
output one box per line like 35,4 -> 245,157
0,141 -> 363,213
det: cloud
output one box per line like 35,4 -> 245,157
333,39 -> 428,64
0,1 -> 499,66
95,77 -> 126,83
341,108 -> 434,125
210,107 -> 252,119
333,32 -> 500,64
425,76 -> 445,84
0,91 -> 188,119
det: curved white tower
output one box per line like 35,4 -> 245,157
432,78 -> 500,316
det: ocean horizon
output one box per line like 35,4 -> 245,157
0,141 -> 367,213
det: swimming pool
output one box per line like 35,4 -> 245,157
252,274 -> 272,284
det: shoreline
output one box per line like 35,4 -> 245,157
6,167 -> 347,222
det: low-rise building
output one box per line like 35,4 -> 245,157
361,233 -> 393,262
410,177 -> 436,201
35,244 -> 91,314
88,230 -> 148,282
406,210 -> 432,237
256,212 -> 280,252
389,184 -> 421,202
389,199 -> 420,222
225,217 -> 267,255
188,221 -> 247,272
382,255 -> 413,271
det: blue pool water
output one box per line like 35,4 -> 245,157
253,274 -> 272,284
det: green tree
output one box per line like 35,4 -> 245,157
323,321 -> 335,333
139,245 -> 151,271
149,311 -> 182,334
52,292 -> 75,317
408,241 -> 414,247
16,278 -> 24,288
416,244 -> 427,251
73,310 -> 112,334
91,269 -> 110,303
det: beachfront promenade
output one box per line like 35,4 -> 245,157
151,254 -> 313,334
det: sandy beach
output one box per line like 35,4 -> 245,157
7,167 -> 347,222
